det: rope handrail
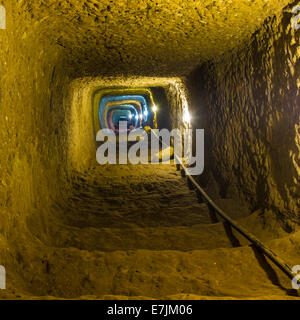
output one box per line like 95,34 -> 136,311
150,129 -> 295,281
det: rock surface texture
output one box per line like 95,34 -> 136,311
0,0 -> 298,299
188,2 -> 299,227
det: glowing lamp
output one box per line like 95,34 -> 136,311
152,105 -> 158,112
183,110 -> 191,123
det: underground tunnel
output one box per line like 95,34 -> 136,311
0,0 -> 299,301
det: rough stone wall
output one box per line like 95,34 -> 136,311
0,3 -> 68,210
0,1 -> 73,278
1,0 -> 292,77
188,4 -> 300,227
166,81 -> 191,131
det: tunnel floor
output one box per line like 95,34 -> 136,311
1,163 -> 300,299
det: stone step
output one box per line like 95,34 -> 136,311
10,230 -> 299,299
28,207 -> 287,252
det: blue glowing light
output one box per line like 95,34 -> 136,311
99,95 -> 149,129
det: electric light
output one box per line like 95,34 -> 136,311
152,105 -> 158,112
139,114 -> 143,120
183,110 -> 191,123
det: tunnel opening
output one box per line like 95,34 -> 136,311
0,0 -> 299,300
95,88 -> 155,134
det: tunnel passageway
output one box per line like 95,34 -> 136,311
0,0 -> 299,300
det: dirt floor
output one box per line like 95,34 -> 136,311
0,161 -> 299,300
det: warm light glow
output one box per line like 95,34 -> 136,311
139,114 -> 143,120
183,109 -> 191,123
152,105 -> 158,112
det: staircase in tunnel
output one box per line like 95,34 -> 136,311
0,0 -> 299,302
20,161 -> 299,300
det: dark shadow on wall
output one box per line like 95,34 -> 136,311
186,63 -> 222,199
150,87 -> 172,130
